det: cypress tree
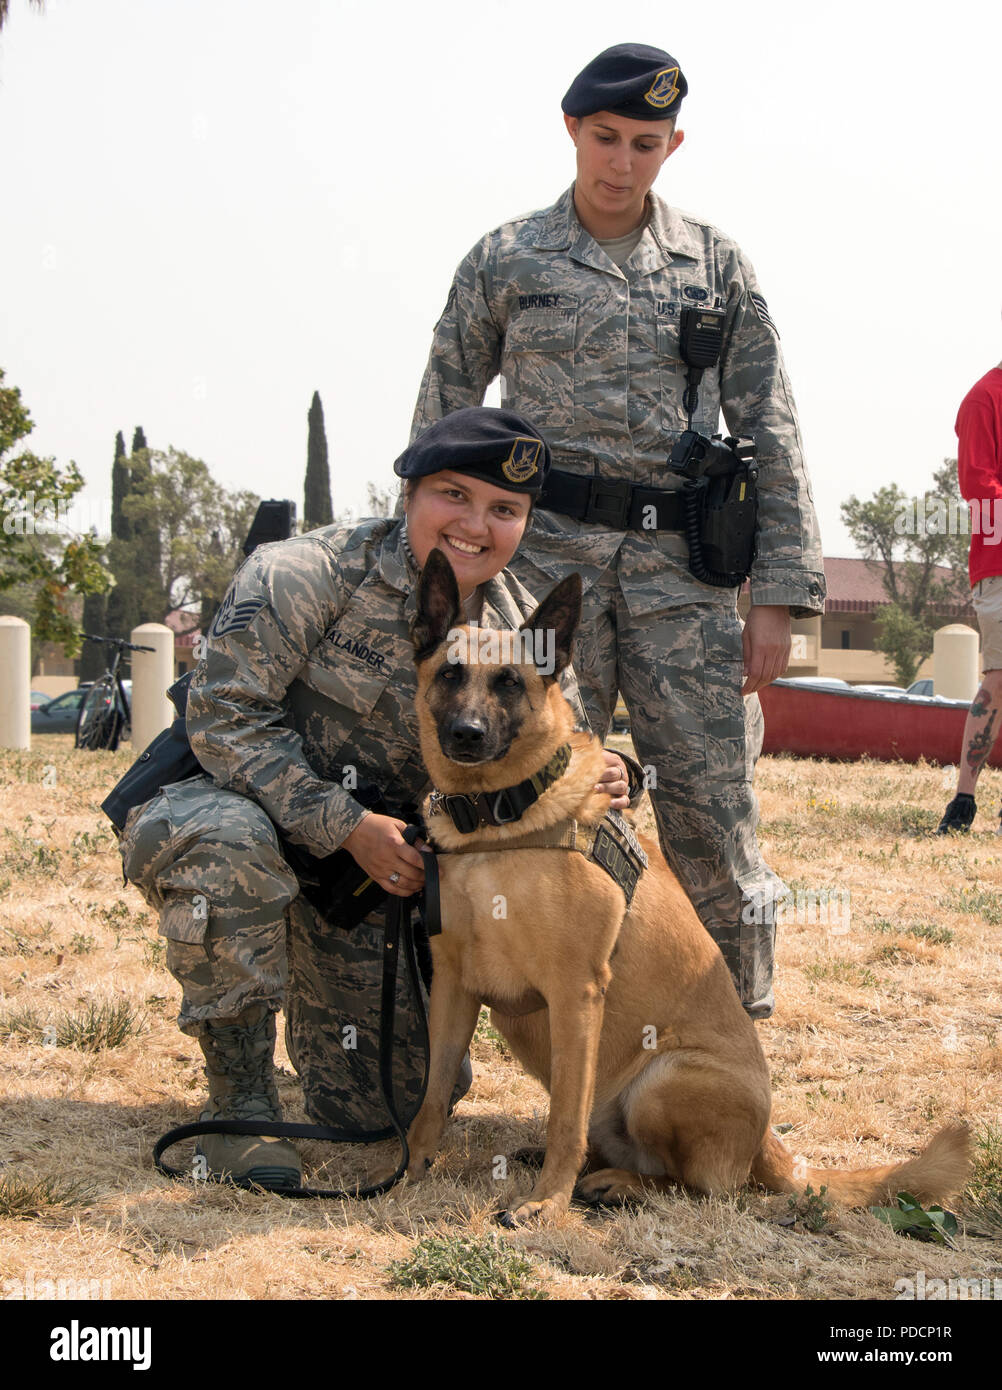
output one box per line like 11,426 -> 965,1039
128,426 -> 164,624
110,430 -> 129,541
304,390 -> 333,531
105,425 -> 164,639
104,430 -> 130,644
81,431 -> 126,673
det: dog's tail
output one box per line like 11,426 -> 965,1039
750,1122 -> 970,1207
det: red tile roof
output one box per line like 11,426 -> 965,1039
822,557 -> 973,617
165,609 -> 202,647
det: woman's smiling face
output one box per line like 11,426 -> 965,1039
404,470 -> 532,597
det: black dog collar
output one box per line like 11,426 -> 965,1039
427,743 -> 572,834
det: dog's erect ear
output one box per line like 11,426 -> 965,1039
413,547 -> 462,662
520,572 -> 582,681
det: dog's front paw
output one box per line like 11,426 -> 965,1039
576,1167 -> 641,1204
498,1192 -> 570,1226
405,1154 -> 434,1183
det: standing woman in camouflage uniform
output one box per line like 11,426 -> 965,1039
119,408 -> 629,1189
412,44 -> 827,1020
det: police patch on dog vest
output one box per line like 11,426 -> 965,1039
590,810 -> 648,907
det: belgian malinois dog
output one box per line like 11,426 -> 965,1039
405,548 -> 970,1225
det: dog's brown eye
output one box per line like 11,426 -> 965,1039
495,669 -> 523,690
437,664 -> 462,683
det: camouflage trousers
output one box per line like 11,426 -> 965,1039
119,775 -> 430,1136
511,555 -> 783,1018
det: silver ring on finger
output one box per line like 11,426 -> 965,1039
388,871 -> 401,885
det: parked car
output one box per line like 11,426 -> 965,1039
907,678 -> 934,697
30,690 -> 53,710
30,687 -> 91,734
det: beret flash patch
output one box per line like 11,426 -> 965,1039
645,66 -> 680,109
501,437 -> 542,483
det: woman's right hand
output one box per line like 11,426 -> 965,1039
341,814 -> 427,897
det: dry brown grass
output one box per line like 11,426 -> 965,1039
1,735 -> 1001,1301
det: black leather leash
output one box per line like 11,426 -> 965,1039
153,827 -> 440,1199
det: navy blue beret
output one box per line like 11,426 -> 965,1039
394,408 -> 551,495
562,43 -> 687,121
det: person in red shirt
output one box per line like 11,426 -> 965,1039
937,358 -> 1002,833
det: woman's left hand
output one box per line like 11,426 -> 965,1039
596,749 -> 630,810
742,604 -> 792,694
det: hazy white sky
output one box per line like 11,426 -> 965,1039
1,0 -> 1000,557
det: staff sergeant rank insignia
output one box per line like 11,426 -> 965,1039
645,66 -> 680,109
209,592 -> 268,638
501,437 -> 542,484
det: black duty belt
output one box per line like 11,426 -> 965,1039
540,470 -> 685,531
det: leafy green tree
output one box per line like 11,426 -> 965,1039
0,368 -> 111,654
304,391 -> 333,531
871,605 -> 933,688
117,447 -> 260,625
841,460 -> 971,686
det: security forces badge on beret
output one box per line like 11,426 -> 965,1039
644,66 -> 680,110
395,406 -> 551,494
501,437 -> 542,485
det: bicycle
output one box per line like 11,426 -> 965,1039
74,634 -> 155,751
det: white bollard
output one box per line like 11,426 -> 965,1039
130,623 -> 175,750
0,616 -> 31,750
933,623 -> 980,702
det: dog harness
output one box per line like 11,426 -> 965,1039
481,809 -> 649,908
426,755 -> 649,912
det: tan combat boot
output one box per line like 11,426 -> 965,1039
196,1003 -> 302,1190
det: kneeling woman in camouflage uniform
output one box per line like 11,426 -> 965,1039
119,407 -> 629,1189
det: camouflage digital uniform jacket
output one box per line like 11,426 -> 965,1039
411,184 -> 826,617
